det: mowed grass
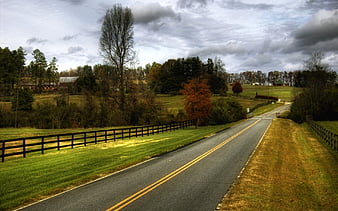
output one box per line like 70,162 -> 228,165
240,85 -> 301,102
0,123 -> 234,210
218,118 -> 338,210
317,121 -> 338,134
252,103 -> 283,116
0,126 -> 134,141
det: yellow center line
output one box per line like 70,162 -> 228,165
106,119 -> 261,211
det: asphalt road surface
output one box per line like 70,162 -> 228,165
19,105 -> 290,211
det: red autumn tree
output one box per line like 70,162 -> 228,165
232,81 -> 243,96
180,78 -> 212,127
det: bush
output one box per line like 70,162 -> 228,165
231,81 -> 243,95
289,87 -> 338,122
209,98 -> 246,125
255,94 -> 278,101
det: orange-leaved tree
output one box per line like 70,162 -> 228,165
180,78 -> 212,127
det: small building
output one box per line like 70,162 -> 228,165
58,77 -> 78,90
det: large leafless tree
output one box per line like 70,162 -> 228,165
99,4 -> 134,110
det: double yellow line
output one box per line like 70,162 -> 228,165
107,119 -> 261,211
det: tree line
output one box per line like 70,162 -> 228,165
0,47 -> 58,96
145,57 -> 228,95
288,52 -> 338,122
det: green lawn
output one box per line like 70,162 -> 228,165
0,123 -> 235,210
317,121 -> 338,134
0,94 -> 86,111
240,85 -> 301,102
0,127 -> 125,141
252,103 -> 283,116
155,94 -> 184,113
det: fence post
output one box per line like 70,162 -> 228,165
84,132 -> 87,146
1,141 -> 4,162
113,129 -> 116,141
41,137 -> 44,154
23,138 -> 26,158
94,132 -> 97,144
71,134 -> 74,149
57,136 -> 60,150
1,141 -> 6,162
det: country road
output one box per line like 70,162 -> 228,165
19,105 -> 290,211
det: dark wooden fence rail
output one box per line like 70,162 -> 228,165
0,119 -> 196,162
307,119 -> 338,151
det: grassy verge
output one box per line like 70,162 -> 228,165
252,103 -> 283,116
0,123 -> 235,211
218,118 -> 338,210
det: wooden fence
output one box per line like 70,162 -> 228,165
0,119 -> 196,162
307,118 -> 338,151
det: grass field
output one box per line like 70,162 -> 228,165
156,94 -> 282,115
218,118 -> 338,210
317,121 -> 338,134
251,103 -> 282,116
0,127 -> 129,141
0,85 -> 297,111
0,123 -> 237,210
240,85 -> 301,102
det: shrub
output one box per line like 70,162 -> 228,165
255,94 -> 278,101
231,81 -> 243,95
289,87 -> 338,122
209,98 -> 246,125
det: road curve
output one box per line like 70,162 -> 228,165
19,105 -> 290,211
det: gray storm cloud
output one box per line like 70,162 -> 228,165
294,9 -> 338,46
132,3 -> 179,25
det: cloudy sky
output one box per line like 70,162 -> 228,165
1,0 -> 338,73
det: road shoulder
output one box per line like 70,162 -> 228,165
216,118 -> 338,210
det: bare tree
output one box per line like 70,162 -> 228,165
99,4 -> 135,110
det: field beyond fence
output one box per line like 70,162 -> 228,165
307,118 -> 338,151
0,119 -> 196,162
